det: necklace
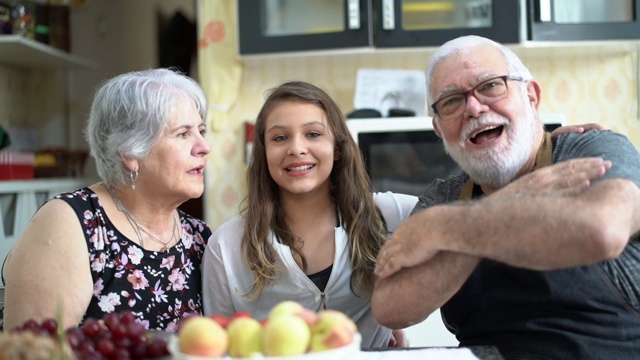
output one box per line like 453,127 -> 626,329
289,210 -> 334,249
105,184 -> 179,252
137,212 -> 180,252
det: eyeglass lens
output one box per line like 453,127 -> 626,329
434,76 -> 510,121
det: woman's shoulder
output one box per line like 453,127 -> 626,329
211,215 -> 244,242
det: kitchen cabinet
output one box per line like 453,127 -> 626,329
526,0 -> 640,41
238,0 -> 640,56
237,0 -> 520,55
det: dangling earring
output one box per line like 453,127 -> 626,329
130,170 -> 139,190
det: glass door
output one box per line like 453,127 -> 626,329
374,0 -> 521,47
528,0 -> 640,41
238,0 -> 372,55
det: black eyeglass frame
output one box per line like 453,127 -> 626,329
430,75 -> 526,121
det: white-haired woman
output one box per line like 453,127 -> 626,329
2,68 -> 211,332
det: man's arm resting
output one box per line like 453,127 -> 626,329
446,178 -> 640,270
372,251 -> 479,330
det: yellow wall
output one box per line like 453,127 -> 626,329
203,44 -> 640,229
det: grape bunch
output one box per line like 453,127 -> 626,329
11,311 -> 169,360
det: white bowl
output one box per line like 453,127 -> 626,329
168,333 -> 361,360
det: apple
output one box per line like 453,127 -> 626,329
208,314 -> 230,329
178,316 -> 228,357
230,311 -> 252,321
269,300 -> 305,318
227,316 -> 264,358
269,300 -> 319,326
263,315 -> 311,356
309,310 -> 357,352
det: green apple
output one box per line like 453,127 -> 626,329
263,315 -> 311,356
227,316 -> 264,358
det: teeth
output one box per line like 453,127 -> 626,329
288,165 -> 313,172
471,125 -> 499,139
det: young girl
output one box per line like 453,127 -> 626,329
202,81 -> 417,348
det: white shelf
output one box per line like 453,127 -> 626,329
0,35 -> 98,70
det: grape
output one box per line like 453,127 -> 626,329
82,318 -> 102,339
21,319 -> 42,334
11,310 -> 169,359
66,327 -> 86,350
95,337 -> 116,357
41,318 -> 58,336
146,338 -> 170,357
103,312 -> 121,331
113,348 -> 132,360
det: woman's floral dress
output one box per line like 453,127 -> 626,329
55,187 -> 211,332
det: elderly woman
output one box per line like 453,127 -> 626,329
2,68 -> 212,332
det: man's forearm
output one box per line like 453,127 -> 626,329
372,251 -> 479,330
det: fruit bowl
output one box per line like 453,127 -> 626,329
168,332 -> 361,360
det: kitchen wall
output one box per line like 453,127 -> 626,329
2,1 -> 639,232
206,42 -> 640,230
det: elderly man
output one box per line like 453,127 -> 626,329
372,35 -> 640,359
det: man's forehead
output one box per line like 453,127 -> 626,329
432,46 -> 508,91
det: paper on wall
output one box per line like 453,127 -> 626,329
354,69 -> 427,117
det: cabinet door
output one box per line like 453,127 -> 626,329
374,0 -> 521,47
527,0 -> 640,41
238,0 -> 372,55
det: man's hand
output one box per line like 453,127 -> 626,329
374,157 -> 610,279
551,123 -> 605,137
498,157 -> 611,197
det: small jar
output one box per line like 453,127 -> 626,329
12,0 -> 35,39
0,1 -> 12,35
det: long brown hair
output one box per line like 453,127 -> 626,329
242,81 -> 388,300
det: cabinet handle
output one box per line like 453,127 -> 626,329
537,0 -> 552,22
382,0 -> 395,30
348,0 -> 361,29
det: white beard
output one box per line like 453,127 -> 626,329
441,102 -> 541,190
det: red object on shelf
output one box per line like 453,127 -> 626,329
0,164 -> 34,180
0,151 -> 35,180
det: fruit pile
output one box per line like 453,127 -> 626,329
176,301 -> 359,358
7,311 -> 169,360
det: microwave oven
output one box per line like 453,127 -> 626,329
346,114 -> 565,196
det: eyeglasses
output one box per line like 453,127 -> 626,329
430,75 -> 525,121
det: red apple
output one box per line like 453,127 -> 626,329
309,310 -> 357,352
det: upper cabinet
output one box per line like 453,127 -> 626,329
238,0 -> 519,55
0,35 -> 98,70
526,0 -> 640,41
238,0 -> 640,56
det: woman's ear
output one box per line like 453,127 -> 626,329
334,146 -> 341,161
121,155 -> 139,172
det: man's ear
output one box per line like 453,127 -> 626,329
527,80 -> 542,110
432,118 -> 443,138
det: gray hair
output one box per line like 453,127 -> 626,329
85,68 -> 207,186
425,35 -> 532,116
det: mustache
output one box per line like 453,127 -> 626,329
459,114 -> 510,141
